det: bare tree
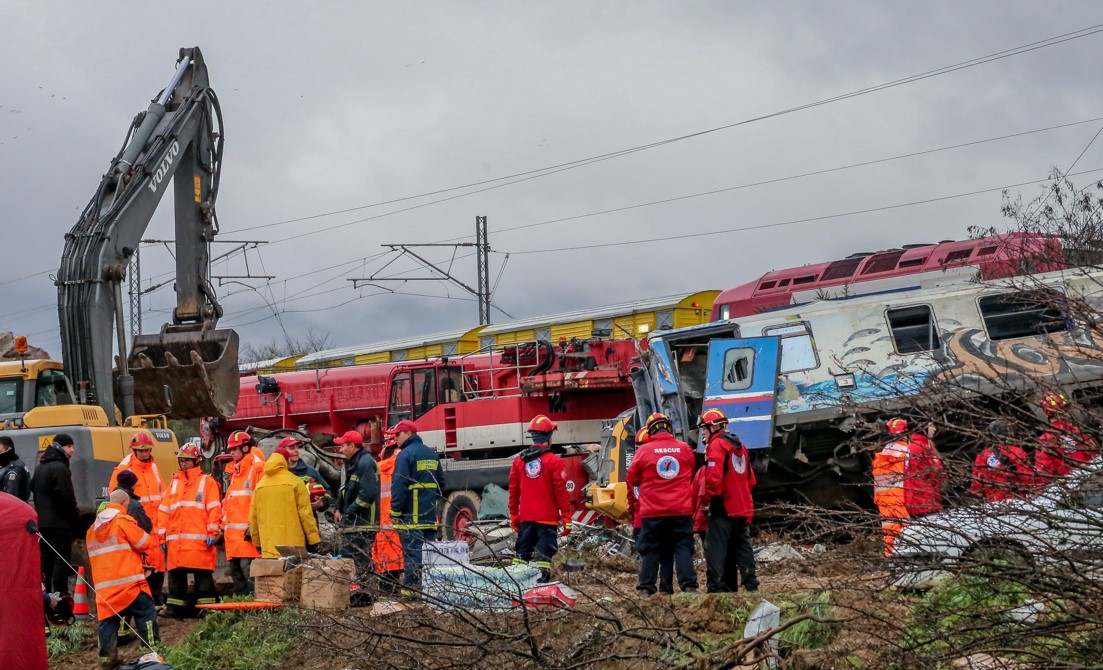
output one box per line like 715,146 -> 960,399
239,329 -> 333,365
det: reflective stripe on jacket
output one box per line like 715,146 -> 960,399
389,435 -> 443,530
249,453 -> 320,558
222,450 -> 265,559
158,469 -> 222,571
86,503 -> 152,621
109,453 -> 167,528
372,448 -> 403,572
338,447 -> 380,530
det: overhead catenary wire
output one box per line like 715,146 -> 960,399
506,167 -> 1103,256
138,114 -> 1103,315
218,24 -> 1103,239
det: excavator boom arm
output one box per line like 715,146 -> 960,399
56,47 -> 238,423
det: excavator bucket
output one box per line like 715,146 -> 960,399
127,328 -> 240,418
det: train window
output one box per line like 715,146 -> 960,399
979,290 -> 1069,341
887,305 -> 941,353
945,249 -> 973,263
388,373 -> 413,424
718,304 -> 731,320
821,258 -> 863,281
412,368 -> 437,418
793,275 -> 816,285
978,245 -> 998,256
898,257 -> 926,268
778,278 -> 791,287
721,347 -> 754,391
861,251 -> 905,275
758,280 -> 777,290
763,323 -> 819,373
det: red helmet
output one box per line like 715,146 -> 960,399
886,418 -> 909,435
528,415 -> 558,433
130,430 -> 155,450
699,408 -> 729,428
227,431 -> 253,450
383,429 -> 397,448
645,412 -> 672,435
1041,392 -> 1070,414
308,482 -> 326,503
634,428 -> 651,445
176,443 -> 203,461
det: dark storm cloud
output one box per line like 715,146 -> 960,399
3,1 -> 1103,355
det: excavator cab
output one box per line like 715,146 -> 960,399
127,327 -> 239,418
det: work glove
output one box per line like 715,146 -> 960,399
243,528 -> 252,543
205,536 -> 218,548
561,522 -> 572,538
306,542 -> 320,554
161,543 -> 167,554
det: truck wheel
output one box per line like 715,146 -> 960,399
443,490 -> 481,542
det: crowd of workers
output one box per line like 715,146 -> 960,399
11,420 -> 444,668
10,387 -> 1099,667
873,391 -> 1100,555
508,408 -> 759,597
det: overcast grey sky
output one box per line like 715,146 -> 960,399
3,2 -> 1103,357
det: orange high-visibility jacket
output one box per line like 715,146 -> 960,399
86,502 -> 153,621
222,450 -> 265,559
373,448 -> 404,573
158,468 -> 222,571
109,454 -> 167,527
873,439 -> 910,556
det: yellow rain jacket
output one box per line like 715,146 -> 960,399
248,452 -> 321,558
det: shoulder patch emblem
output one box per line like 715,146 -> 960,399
986,454 -> 1002,469
731,453 -> 747,474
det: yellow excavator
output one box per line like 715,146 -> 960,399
1,47 -> 239,519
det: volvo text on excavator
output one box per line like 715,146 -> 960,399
0,47 -> 240,518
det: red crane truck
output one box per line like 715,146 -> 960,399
209,338 -> 640,538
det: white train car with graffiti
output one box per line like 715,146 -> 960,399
630,267 -> 1103,505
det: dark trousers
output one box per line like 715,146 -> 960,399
40,529 -> 73,595
228,558 -> 254,596
147,570 -> 164,605
634,527 -> 674,591
400,528 -> 437,588
705,515 -> 758,593
341,531 -> 377,584
637,516 -> 697,595
98,591 -> 158,660
165,568 -> 216,617
516,521 -> 558,582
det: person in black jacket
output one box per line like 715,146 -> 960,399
332,430 -> 379,599
32,433 -> 80,595
0,436 -> 30,501
389,420 -> 443,590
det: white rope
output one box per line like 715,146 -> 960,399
37,531 -> 159,656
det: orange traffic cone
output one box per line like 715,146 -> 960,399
73,566 -> 91,620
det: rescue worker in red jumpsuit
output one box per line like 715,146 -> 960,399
1035,391 -> 1098,487
698,408 -> 758,593
626,412 -> 698,596
628,428 -> 675,589
972,419 -> 1034,503
509,415 -> 572,583
903,422 -> 945,516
